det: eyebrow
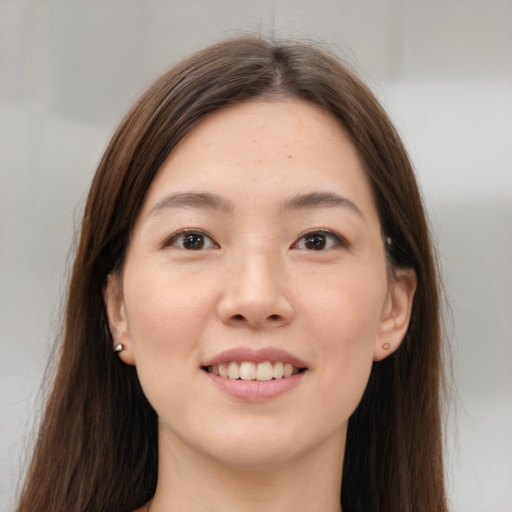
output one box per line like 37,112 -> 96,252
146,192 -> 233,219
146,190 -> 364,220
281,191 -> 364,219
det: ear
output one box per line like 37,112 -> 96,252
374,268 -> 417,362
103,274 -> 136,365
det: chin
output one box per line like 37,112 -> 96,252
197,423 -> 328,471
211,441 -> 300,470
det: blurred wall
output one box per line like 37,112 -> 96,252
1,1 -> 511,510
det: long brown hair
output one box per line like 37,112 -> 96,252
16,36 -> 447,512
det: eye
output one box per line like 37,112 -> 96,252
164,230 -> 219,250
292,230 -> 347,251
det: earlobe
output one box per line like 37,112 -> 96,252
103,274 -> 136,365
374,268 -> 417,362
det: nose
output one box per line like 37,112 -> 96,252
217,250 -> 293,329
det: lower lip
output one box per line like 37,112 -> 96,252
204,371 -> 306,401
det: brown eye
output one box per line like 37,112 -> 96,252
304,233 -> 327,250
294,230 -> 346,251
182,233 -> 206,250
165,230 -> 218,250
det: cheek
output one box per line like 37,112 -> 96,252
122,268 -> 217,372
302,266 -> 386,346
301,269 -> 386,404
121,274 -> 206,413
125,265 -> 210,330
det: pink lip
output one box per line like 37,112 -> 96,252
202,347 -> 308,368
201,347 -> 308,401
204,371 -> 306,401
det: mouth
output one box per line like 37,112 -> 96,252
202,361 -> 307,381
201,349 -> 308,400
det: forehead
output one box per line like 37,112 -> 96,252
166,100 -> 358,171
139,100 -> 379,225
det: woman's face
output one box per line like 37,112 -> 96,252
105,100 -> 415,469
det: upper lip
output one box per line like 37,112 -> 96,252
202,348 -> 308,369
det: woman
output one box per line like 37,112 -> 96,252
16,36 -> 447,512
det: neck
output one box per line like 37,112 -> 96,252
149,428 -> 345,512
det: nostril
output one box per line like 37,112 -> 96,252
230,313 -> 283,324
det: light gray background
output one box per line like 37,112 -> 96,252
1,1 -> 511,511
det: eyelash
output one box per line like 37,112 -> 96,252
292,230 -> 348,251
162,229 -> 219,251
162,229 -> 348,251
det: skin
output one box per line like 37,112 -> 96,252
104,100 -> 416,512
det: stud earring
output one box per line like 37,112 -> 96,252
113,343 -> 125,354
382,342 -> 391,351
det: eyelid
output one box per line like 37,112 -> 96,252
291,229 -> 349,250
161,228 -> 219,250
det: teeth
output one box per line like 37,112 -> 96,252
273,361 -> 284,379
239,362 -> 256,380
227,361 -> 240,379
256,361 -> 273,381
208,361 -> 303,381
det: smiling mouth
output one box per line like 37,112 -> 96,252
203,361 -> 307,381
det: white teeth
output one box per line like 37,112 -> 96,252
208,361 -> 303,381
227,361 -> 240,379
256,361 -> 273,381
283,363 -> 293,378
239,361 -> 256,380
272,361 -> 284,379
